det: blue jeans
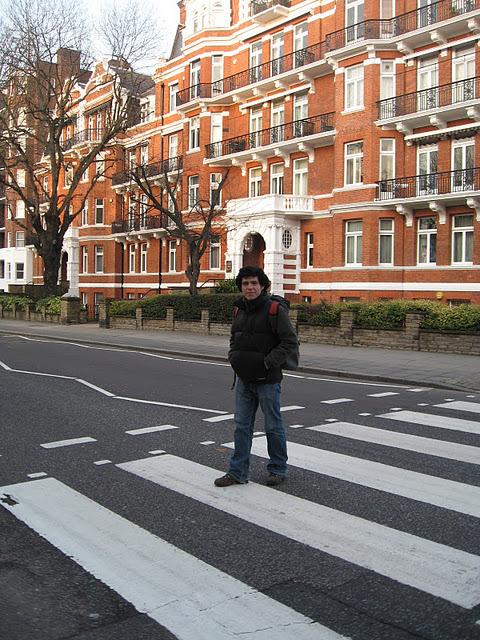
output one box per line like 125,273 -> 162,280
228,378 -> 288,483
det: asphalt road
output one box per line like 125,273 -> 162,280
1,334 -> 480,640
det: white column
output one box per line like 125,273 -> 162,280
63,227 -> 80,297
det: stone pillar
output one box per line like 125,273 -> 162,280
60,294 -> 80,324
200,308 -> 210,334
135,306 -> 143,330
63,226 -> 80,297
405,312 -> 422,350
98,301 -> 110,329
166,307 -> 174,331
340,310 -> 354,344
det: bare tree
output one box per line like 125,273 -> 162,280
0,0 -> 159,295
126,163 -> 230,295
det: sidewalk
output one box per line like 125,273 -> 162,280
0,318 -> 479,392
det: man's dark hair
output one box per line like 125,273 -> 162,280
235,266 -> 271,292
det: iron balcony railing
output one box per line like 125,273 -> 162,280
251,0 -> 290,16
111,156 -> 183,187
326,0 -> 479,52
378,76 -> 479,119
377,167 -> 480,200
62,128 -> 106,151
206,112 -> 334,159
111,213 -> 167,234
176,42 -> 325,106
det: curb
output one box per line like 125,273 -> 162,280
0,327 -> 473,393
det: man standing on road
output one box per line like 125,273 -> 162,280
214,266 -> 299,488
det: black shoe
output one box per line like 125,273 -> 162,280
214,474 -> 243,487
266,474 -> 286,487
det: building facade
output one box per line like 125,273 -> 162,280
2,0 -> 480,313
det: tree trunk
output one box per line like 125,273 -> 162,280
41,247 -> 62,296
186,245 -> 201,296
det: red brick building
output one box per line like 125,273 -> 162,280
2,0 -> 479,313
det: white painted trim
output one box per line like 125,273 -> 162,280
298,281 -> 480,292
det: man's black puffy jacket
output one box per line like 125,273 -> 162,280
228,292 -> 299,383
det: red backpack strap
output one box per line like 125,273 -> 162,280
233,306 -> 240,319
268,301 -> 279,316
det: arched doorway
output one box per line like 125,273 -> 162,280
242,232 -> 265,268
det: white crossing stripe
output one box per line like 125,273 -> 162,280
368,392 -> 399,398
321,398 -> 353,404
40,437 -> 97,449
0,478 -> 344,640
381,410 -> 480,435
233,438 -> 480,519
118,455 -> 480,609
308,422 -> 480,466
125,425 -> 178,435
435,401 -> 480,414
203,405 -> 305,423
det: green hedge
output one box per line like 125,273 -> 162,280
34,296 -> 61,314
293,302 -> 344,327
110,294 -> 240,324
0,294 -> 34,311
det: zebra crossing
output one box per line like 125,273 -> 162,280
1,398 -> 480,639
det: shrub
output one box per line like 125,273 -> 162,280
34,296 -> 61,315
214,278 -> 238,294
109,299 -> 138,318
0,294 -> 33,311
293,302 -> 344,326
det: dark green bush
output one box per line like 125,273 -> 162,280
214,278 -> 238,294
109,299 -> 137,317
34,296 -> 61,314
293,302 -> 344,326
0,294 -> 33,310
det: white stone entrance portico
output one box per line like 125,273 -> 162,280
62,226 -> 80,296
225,195 -> 314,295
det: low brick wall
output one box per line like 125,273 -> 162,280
102,306 -> 480,356
420,331 -> 480,355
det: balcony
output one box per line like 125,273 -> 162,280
378,76 -> 480,130
111,213 -> 168,236
227,194 -> 314,219
377,167 -> 480,207
205,112 -> 335,166
251,0 -> 290,23
62,128 -> 106,152
325,0 -> 480,55
111,156 -> 183,191
176,42 -> 327,109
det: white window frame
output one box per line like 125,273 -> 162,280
140,243 -> 148,273
95,198 -> 104,225
270,163 -> 284,195
293,158 -> 308,195
15,262 -> 24,280
249,167 -> 262,197
379,138 -> 395,182
16,200 -> 25,219
451,214 -> 474,265
82,246 -> 88,273
380,60 -> 396,100
94,245 -> 104,273
140,144 -> 149,166
306,232 -> 314,268
169,82 -> 179,112
211,55 -> 223,86
210,172 -> 222,207
15,231 -> 25,247
169,133 -> 179,159
168,240 -> 177,272
189,116 -> 200,150
345,220 -> 363,266
81,200 -> 89,226
378,218 -> 394,265
209,234 -> 221,270
188,175 -> 199,208
344,64 -> 364,111
129,244 -> 136,273
344,141 -> 363,186
417,217 -> 437,265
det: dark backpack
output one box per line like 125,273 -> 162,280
233,295 -> 300,371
